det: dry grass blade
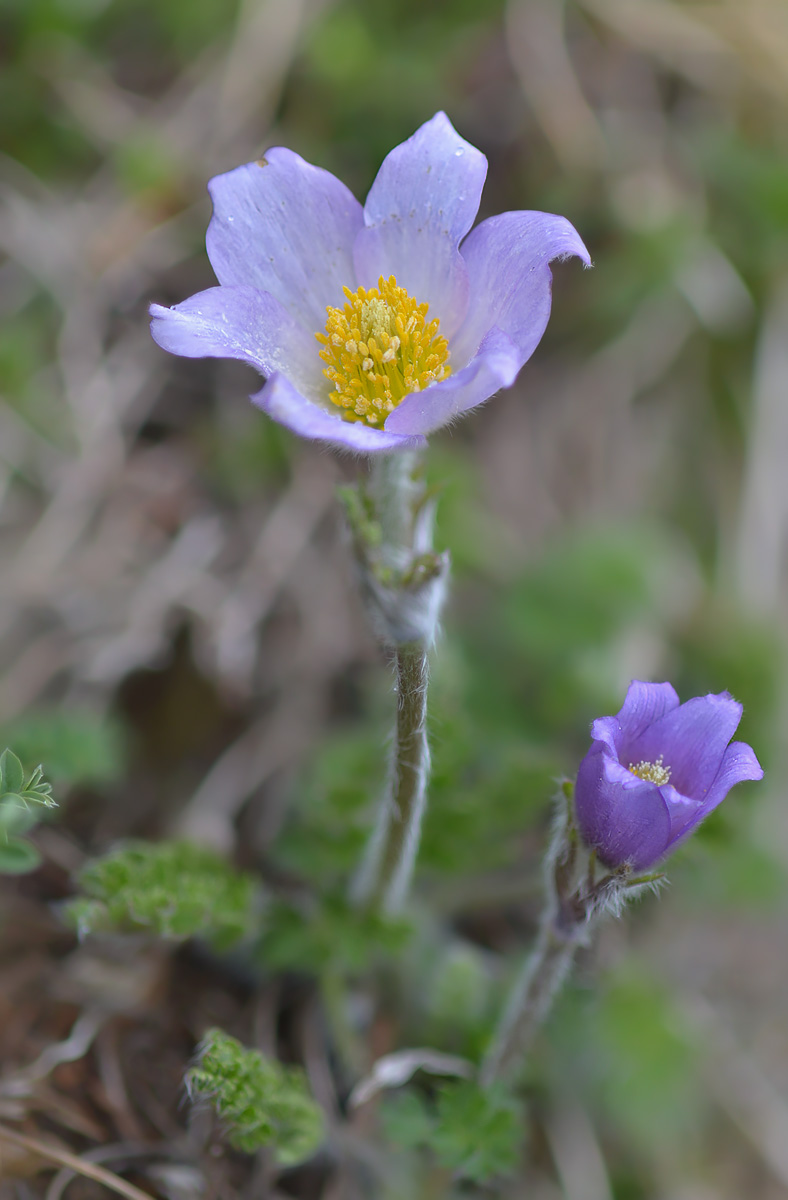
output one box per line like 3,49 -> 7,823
506,0 -> 607,170
681,997 -> 788,1192
1,1013 -> 103,1099
0,1125 -> 155,1200
734,282 -> 788,616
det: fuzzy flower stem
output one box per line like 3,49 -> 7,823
350,452 -> 444,914
369,449 -> 421,561
479,919 -> 580,1088
481,786 -> 608,1088
355,643 -> 430,913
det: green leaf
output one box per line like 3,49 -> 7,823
0,753 -> 56,874
0,749 -> 25,796
383,1081 -> 522,1183
19,764 -> 56,808
187,1028 -> 324,1164
432,1081 -> 522,1182
0,838 -> 42,874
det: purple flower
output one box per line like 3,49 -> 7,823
149,113 -> 590,454
575,680 -> 764,872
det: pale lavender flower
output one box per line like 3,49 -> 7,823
575,680 -> 763,871
149,113 -> 590,453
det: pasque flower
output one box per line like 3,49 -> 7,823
149,113 -> 590,453
575,680 -> 763,871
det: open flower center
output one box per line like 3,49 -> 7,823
315,275 -> 451,427
628,755 -> 671,786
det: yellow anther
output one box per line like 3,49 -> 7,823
316,274 -> 451,426
628,754 -> 671,786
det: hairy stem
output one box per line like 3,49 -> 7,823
481,786 -> 604,1088
353,643 -> 430,913
368,449 -> 420,565
479,922 -> 578,1087
349,451 -> 443,914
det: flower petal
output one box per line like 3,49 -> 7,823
382,326 -> 520,436
616,680 -> 681,744
627,692 -> 743,800
658,741 -> 762,855
353,112 -> 487,340
149,286 -> 325,400
452,211 -> 591,368
660,783 -> 704,842
666,741 -> 764,853
206,149 -> 364,331
587,682 -> 681,760
575,748 -> 672,871
252,373 -> 425,454
362,113 -> 487,243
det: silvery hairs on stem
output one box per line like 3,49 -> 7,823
342,452 -> 447,914
337,446 -> 448,649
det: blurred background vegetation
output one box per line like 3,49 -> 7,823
2,0 -> 788,1196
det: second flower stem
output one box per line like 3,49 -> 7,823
479,787 -> 653,1087
479,922 -> 578,1087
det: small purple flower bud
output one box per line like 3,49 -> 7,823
575,680 -> 764,871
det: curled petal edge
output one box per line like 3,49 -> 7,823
384,326 -> 521,437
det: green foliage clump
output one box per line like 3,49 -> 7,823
0,710 -> 125,787
547,966 -> 703,1156
258,894 -> 410,975
679,834 -> 785,909
675,608 -> 782,767
468,526 -> 677,742
591,971 -> 700,1150
0,748 -> 57,874
382,1080 -> 522,1183
423,943 -> 492,1057
280,712 -> 552,889
276,731 -> 379,886
66,840 -> 259,947
187,1028 -> 323,1164
420,720 -> 553,876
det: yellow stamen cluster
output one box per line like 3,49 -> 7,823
315,275 -> 451,427
628,754 -> 671,786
